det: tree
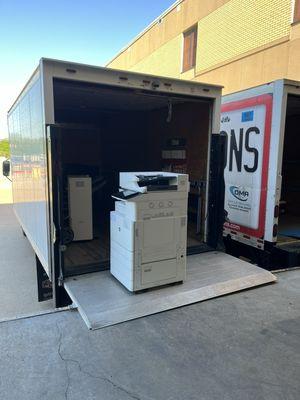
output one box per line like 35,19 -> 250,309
0,139 -> 10,158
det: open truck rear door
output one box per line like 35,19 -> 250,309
221,94 -> 273,249
221,79 -> 300,269
47,125 -> 71,307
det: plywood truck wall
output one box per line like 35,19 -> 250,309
148,102 -> 210,182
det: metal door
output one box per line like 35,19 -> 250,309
207,133 -> 227,248
46,125 -> 70,308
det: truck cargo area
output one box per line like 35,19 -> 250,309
276,94 -> 300,264
52,78 -> 212,277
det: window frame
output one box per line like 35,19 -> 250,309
182,25 -> 198,73
293,0 -> 300,23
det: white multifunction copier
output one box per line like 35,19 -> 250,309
110,172 -> 189,292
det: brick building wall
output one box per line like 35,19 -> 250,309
107,0 -> 300,94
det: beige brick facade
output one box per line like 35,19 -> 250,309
107,0 -> 300,94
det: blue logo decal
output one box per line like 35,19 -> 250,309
230,186 -> 249,202
242,110 -> 254,122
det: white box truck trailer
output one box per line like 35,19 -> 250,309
221,79 -> 300,269
5,59 -> 275,327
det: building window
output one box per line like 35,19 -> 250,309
294,0 -> 300,23
182,26 -> 197,72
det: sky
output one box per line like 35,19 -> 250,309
0,0 -> 175,138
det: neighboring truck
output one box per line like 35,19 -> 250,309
6,58 -> 227,309
221,79 -> 300,269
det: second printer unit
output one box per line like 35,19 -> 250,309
110,172 -> 189,292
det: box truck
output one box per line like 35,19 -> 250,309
5,59 -> 275,328
221,79 -> 300,269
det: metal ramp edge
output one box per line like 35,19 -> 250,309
64,251 -> 276,330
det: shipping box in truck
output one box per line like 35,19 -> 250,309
221,79 -> 300,269
6,59 -> 275,328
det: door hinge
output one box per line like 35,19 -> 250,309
58,274 -> 64,287
52,223 -> 57,244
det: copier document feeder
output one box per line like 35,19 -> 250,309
110,172 -> 189,291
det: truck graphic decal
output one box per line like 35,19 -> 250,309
221,94 -> 273,239
241,110 -> 254,122
223,127 -> 260,173
229,186 -> 249,202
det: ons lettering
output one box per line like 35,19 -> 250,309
221,127 -> 260,173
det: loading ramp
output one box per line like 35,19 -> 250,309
64,251 -> 276,330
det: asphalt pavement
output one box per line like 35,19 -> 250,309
0,203 -> 53,321
0,268 -> 299,400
